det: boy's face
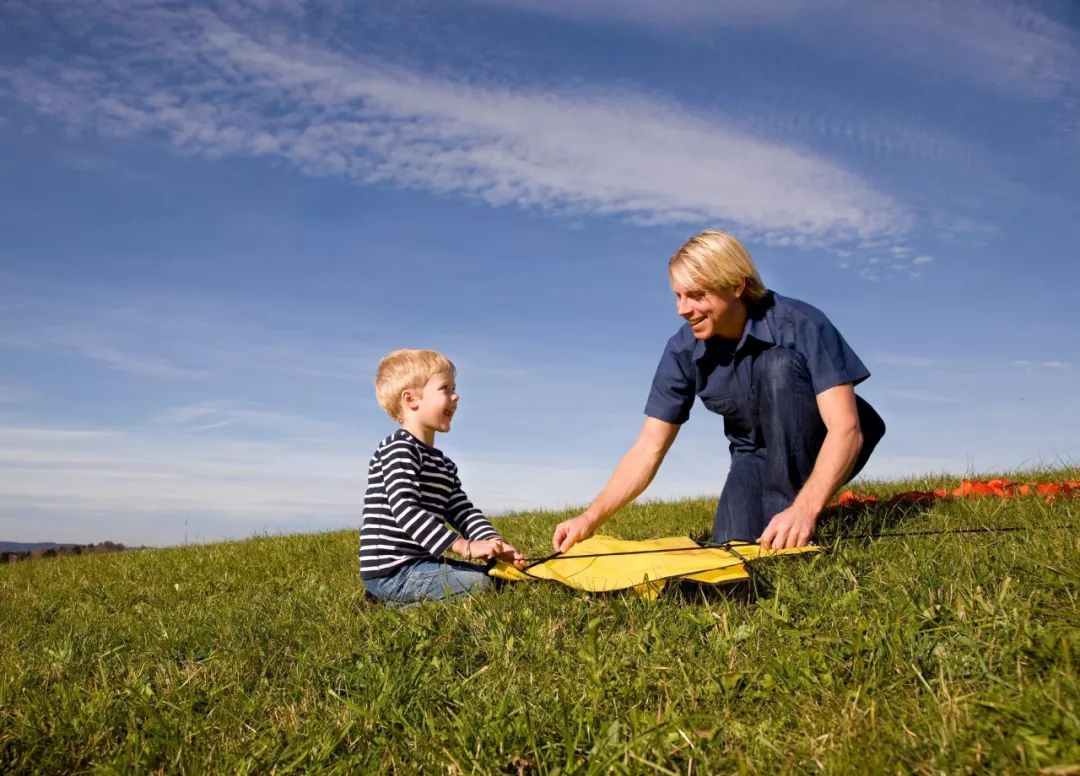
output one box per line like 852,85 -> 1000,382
410,371 -> 458,435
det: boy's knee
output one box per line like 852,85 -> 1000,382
468,571 -> 492,593
445,567 -> 491,598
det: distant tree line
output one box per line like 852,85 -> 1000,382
0,542 -> 128,564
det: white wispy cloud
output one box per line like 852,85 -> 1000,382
847,242 -> 938,280
57,329 -> 209,381
1011,360 -> 1071,369
484,0 -> 817,28
154,402 -> 347,440
1,1 -> 910,247
0,422 -> 365,544
0,416 -> 728,545
0,292 -> 383,387
750,109 -> 984,168
875,355 -> 941,369
879,389 -> 960,404
485,0 -> 1080,101
1,324 -> 207,381
872,0 -> 1080,101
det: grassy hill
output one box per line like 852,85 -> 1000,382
1,470 -> 1078,773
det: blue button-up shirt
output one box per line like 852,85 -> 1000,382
644,291 -> 870,453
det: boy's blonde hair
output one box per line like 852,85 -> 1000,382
375,349 -> 456,423
668,230 -> 768,303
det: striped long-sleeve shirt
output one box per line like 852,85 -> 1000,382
360,429 -> 500,579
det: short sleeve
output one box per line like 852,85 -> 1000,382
644,336 -> 696,424
793,310 -> 870,394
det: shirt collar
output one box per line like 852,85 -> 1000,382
692,293 -> 775,361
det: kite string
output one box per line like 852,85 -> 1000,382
520,542 -> 755,566
517,523 -> 1076,565
508,542 -> 761,586
826,523 -> 1073,541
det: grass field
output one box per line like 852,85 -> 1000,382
2,470 -> 1078,774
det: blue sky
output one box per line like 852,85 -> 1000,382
1,0 -> 1078,546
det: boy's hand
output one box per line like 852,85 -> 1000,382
466,538 -> 503,560
494,541 -> 527,570
455,537 -> 527,569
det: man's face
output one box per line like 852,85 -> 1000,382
671,278 -> 745,340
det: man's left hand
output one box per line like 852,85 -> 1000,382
758,504 -> 817,549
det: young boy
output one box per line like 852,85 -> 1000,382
360,348 -> 524,606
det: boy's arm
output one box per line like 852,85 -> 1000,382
383,446 -> 458,558
446,481 -> 525,567
445,482 -> 500,541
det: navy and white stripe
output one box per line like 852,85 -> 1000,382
360,429 -> 499,579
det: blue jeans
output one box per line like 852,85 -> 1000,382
711,347 -> 886,543
363,558 -> 492,607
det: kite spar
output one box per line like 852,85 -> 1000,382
490,535 -> 818,599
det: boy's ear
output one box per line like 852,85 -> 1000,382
400,388 -> 419,412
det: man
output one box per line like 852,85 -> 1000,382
552,230 -> 885,552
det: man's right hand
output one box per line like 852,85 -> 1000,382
550,418 -> 680,554
551,513 -> 596,553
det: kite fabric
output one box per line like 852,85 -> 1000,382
488,479 -> 1076,598
490,535 -> 818,599
834,478 -> 1080,509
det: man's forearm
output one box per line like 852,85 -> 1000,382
792,425 -> 863,515
553,418 -> 679,552
583,443 -> 662,525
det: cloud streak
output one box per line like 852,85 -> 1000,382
1,1 -> 909,246
1011,360 -> 1071,369
878,389 -> 961,404
0,422 -> 365,544
154,402 -> 348,440
0,292 -> 382,388
0,419 -> 726,545
485,0 -> 1080,101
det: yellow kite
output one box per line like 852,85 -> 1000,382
490,535 -> 819,599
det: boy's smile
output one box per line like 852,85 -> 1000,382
403,371 -> 458,445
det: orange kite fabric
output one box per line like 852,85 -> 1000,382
834,478 -> 1080,509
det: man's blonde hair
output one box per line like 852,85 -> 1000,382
668,230 -> 768,303
375,349 -> 456,423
